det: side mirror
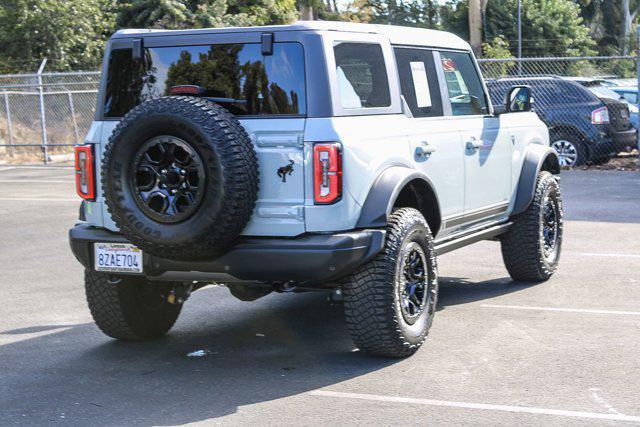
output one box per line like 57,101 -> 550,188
506,85 -> 533,113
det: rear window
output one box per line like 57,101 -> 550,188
587,84 -> 623,101
333,42 -> 391,109
104,42 -> 306,118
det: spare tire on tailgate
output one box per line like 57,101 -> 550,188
102,96 -> 259,260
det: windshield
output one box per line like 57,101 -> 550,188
104,42 -> 306,118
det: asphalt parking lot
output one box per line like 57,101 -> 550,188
1,166 -> 639,426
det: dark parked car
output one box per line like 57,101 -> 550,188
570,78 -> 639,131
487,76 -> 636,166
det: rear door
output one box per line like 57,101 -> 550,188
437,51 -> 511,225
393,46 -> 465,232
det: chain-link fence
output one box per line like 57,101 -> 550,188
0,55 -> 638,167
0,71 -> 99,165
479,55 -> 639,168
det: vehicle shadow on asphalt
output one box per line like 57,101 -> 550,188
0,288 -> 398,425
437,276 -> 537,309
0,278 -> 537,424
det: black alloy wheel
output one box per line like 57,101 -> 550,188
398,242 -> 432,325
131,136 -> 206,224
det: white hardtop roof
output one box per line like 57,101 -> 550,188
113,20 -> 470,51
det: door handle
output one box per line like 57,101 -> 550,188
466,137 -> 483,151
415,141 -> 436,158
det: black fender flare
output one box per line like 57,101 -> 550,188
355,167 -> 440,228
512,144 -> 560,216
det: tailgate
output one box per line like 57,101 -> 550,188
92,118 -> 307,237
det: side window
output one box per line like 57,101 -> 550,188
551,82 -> 593,104
393,47 -> 443,118
333,42 -> 391,109
439,51 -> 488,116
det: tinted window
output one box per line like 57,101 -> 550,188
104,43 -> 306,117
587,84 -> 623,100
393,47 -> 443,118
333,42 -> 390,109
487,79 -> 593,108
439,51 -> 487,116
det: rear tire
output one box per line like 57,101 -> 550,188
84,270 -> 182,341
342,208 -> 438,358
550,133 -> 587,167
501,171 -> 563,282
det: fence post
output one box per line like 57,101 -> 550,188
67,91 -> 80,145
37,58 -> 48,164
3,92 -> 14,157
637,26 -> 640,166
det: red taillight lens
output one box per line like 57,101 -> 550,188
74,145 -> 95,201
313,142 -> 342,204
169,85 -> 205,95
591,106 -> 610,124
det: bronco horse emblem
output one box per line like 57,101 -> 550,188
277,160 -> 295,183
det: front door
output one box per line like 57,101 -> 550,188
438,51 -> 511,226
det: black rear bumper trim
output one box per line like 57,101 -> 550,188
69,224 -> 386,285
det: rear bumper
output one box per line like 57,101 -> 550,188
69,224 -> 386,285
609,128 -> 637,151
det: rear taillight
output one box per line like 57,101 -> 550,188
74,145 -> 95,201
313,142 -> 342,204
591,106 -> 610,124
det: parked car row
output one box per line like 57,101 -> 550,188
487,76 -> 638,166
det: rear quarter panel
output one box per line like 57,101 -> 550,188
303,115 -> 412,232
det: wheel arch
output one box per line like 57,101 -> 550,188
548,123 -> 592,147
512,144 -> 560,216
355,167 -> 442,236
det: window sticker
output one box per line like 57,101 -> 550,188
442,57 -> 469,100
410,61 -> 432,108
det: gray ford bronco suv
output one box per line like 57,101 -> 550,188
70,21 -> 562,358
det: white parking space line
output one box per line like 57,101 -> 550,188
0,166 -> 72,170
310,390 -> 640,423
0,197 -> 77,202
579,252 -> 640,259
481,304 -> 640,316
0,180 -> 74,183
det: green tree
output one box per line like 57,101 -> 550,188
0,0 -> 118,72
117,0 -> 297,29
441,0 -> 596,57
578,0 -> 640,55
359,0 -> 439,27
481,35 -> 514,77
117,0 -> 189,28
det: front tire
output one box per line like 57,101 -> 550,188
342,208 -> 438,358
501,171 -> 563,282
85,270 -> 182,341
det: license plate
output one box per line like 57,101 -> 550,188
94,243 -> 143,273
